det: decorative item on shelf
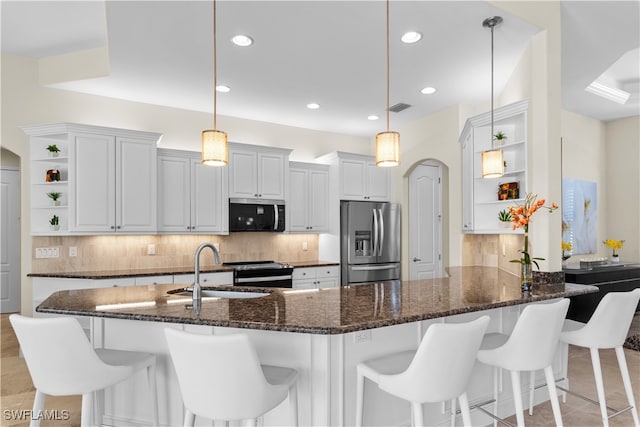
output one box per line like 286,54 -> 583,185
375,0 -> 400,167
498,209 -> 512,227
49,214 -> 60,231
46,144 -> 60,157
498,181 -> 519,200
562,241 -> 573,267
481,16 -> 504,179
45,168 -> 61,182
508,192 -> 559,292
603,239 -> 624,263
493,131 -> 507,146
47,191 -> 62,206
201,0 -> 228,167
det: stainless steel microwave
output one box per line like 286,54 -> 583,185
229,199 -> 285,232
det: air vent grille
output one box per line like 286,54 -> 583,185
388,103 -> 411,113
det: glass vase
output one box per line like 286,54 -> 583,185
521,262 -> 533,292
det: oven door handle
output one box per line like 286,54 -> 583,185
236,275 -> 292,283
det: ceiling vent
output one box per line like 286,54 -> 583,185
388,103 -> 411,113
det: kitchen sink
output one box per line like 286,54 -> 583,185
166,287 -> 270,299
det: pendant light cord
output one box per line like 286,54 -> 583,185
490,21 -> 494,146
385,0 -> 390,132
213,0 -> 218,130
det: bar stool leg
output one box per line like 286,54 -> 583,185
459,392 -> 472,427
492,367 -> 499,427
183,408 -> 195,427
510,370 -> 525,427
355,370 -> 364,427
148,361 -> 159,427
544,365 -> 563,427
30,390 -> 46,427
412,402 -> 424,427
450,397 -> 457,426
590,348 -> 610,427
289,382 -> 299,427
80,393 -> 93,427
528,370 -> 535,415
615,346 -> 640,427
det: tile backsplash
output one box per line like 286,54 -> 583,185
462,233 -> 523,276
31,233 -> 319,273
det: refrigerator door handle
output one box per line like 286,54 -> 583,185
378,208 -> 384,256
351,263 -> 399,271
372,208 -> 379,256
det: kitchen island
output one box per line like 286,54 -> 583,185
37,267 -> 597,427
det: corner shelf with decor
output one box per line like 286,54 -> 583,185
29,134 -> 70,235
459,99 -> 528,233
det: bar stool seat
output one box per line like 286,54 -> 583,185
559,289 -> 640,427
9,314 -> 159,427
356,316 -> 490,426
165,329 -> 298,426
476,299 -> 570,427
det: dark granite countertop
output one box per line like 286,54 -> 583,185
36,267 -> 597,334
27,261 -> 338,279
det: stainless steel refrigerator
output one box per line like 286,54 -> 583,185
340,201 -> 400,285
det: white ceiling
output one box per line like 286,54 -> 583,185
2,1 -> 638,137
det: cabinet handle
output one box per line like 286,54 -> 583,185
110,226 -> 115,230
254,194 -> 258,197
116,226 -> 121,229
187,226 -> 191,230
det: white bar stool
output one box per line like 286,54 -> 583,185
9,314 -> 159,427
164,329 -> 299,426
476,298 -> 570,427
355,316 -> 490,427
558,289 -> 640,427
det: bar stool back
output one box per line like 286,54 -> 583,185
165,329 -> 298,426
476,298 -> 570,427
9,314 -> 158,427
560,288 -> 640,427
356,315 -> 490,426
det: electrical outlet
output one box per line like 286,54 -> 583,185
354,330 -> 372,343
35,247 -> 59,258
502,243 -> 506,256
69,246 -> 77,257
302,241 -> 308,251
147,244 -> 156,255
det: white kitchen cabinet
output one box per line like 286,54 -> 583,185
458,100 -> 528,234
292,265 -> 340,289
288,162 -> 330,233
173,271 -> 234,286
134,275 -> 174,286
316,152 -> 391,202
228,143 -> 292,200
24,123 -> 162,235
157,149 -> 228,234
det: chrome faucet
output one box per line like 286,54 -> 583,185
192,242 -> 221,315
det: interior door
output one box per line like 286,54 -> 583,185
1,168 -> 20,313
409,163 -> 443,280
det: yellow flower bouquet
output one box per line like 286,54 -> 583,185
603,239 -> 624,260
562,241 -> 573,261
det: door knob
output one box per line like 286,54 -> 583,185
412,257 -> 421,262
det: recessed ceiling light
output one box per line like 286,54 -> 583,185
420,87 -> 437,95
307,103 -> 320,110
368,115 -> 379,121
231,34 -> 253,47
401,31 -> 422,44
216,85 -> 230,93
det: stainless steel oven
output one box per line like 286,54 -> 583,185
223,261 -> 293,288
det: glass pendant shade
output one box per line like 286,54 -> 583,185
375,131 -> 400,167
201,129 -> 228,166
482,149 -> 504,178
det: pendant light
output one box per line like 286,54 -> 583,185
202,0 -> 228,166
481,16 -> 503,178
375,0 -> 400,167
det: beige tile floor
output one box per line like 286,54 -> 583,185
1,313 -> 639,427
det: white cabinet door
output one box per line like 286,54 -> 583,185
229,150 -> 258,198
116,137 -> 157,232
339,158 -> 367,200
191,159 -> 227,233
288,167 -> 309,232
257,152 -> 286,200
308,167 -> 329,232
157,154 -> 191,232
69,133 -> 116,232
366,161 -> 391,201
134,275 -> 174,286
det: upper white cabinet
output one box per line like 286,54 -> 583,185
288,162 -> 330,233
24,123 -> 162,235
316,151 -> 391,202
157,149 -> 228,234
228,143 -> 292,200
458,100 -> 528,234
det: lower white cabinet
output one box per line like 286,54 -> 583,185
173,271 -> 234,286
292,265 -> 340,289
